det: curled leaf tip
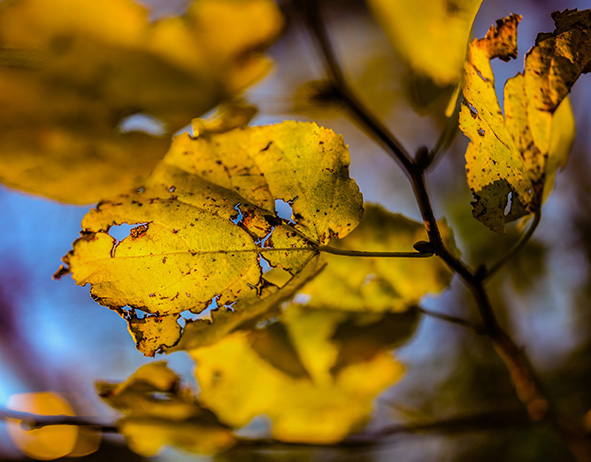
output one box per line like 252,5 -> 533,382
475,13 -> 521,61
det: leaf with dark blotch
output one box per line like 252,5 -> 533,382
61,121 -> 363,355
460,10 -> 589,232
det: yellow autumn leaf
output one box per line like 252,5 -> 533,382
191,304 -> 407,444
97,362 -> 236,456
167,253 -> 324,353
0,0 -> 282,203
367,0 -> 482,85
59,121 -> 363,355
459,11 -> 590,233
297,204 -> 453,312
6,392 -> 100,460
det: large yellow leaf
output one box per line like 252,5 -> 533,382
0,0 -> 282,203
367,0 -> 482,85
459,11 -> 590,233
97,362 -> 236,456
59,121 -> 363,355
191,305 -> 408,444
297,204 -> 454,312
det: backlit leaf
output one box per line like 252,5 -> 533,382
460,10 -> 590,232
97,362 -> 236,456
0,0 -> 282,203
60,121 -> 363,355
297,204 -> 454,312
191,304 -> 407,443
367,0 -> 482,85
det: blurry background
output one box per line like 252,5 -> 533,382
1,0 -> 590,460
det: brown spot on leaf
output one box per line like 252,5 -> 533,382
130,224 -> 149,239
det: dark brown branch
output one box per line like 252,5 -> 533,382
418,306 -> 485,334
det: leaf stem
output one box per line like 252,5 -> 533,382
299,2 -> 591,459
318,245 -> 433,258
0,408 -> 117,432
418,306 -> 485,334
0,407 -> 528,449
484,209 -> 542,281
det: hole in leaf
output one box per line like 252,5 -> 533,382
275,199 -> 295,223
180,296 -> 222,324
467,102 -> 478,118
118,113 -> 166,136
475,67 -> 489,82
292,293 -> 311,305
119,306 -> 133,319
363,273 -> 376,286
231,203 -> 244,225
108,223 -> 136,241
135,309 -> 147,320
148,392 -> 171,402
504,192 -> 513,216
256,228 -> 274,248
477,128 -> 485,137
180,309 -> 203,322
108,223 -> 149,241
257,253 -> 274,273
178,308 -> 207,328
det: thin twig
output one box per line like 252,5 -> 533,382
319,245 -> 433,258
484,209 -> 542,281
0,408 -> 118,432
418,306 -> 485,334
299,0 -> 414,175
